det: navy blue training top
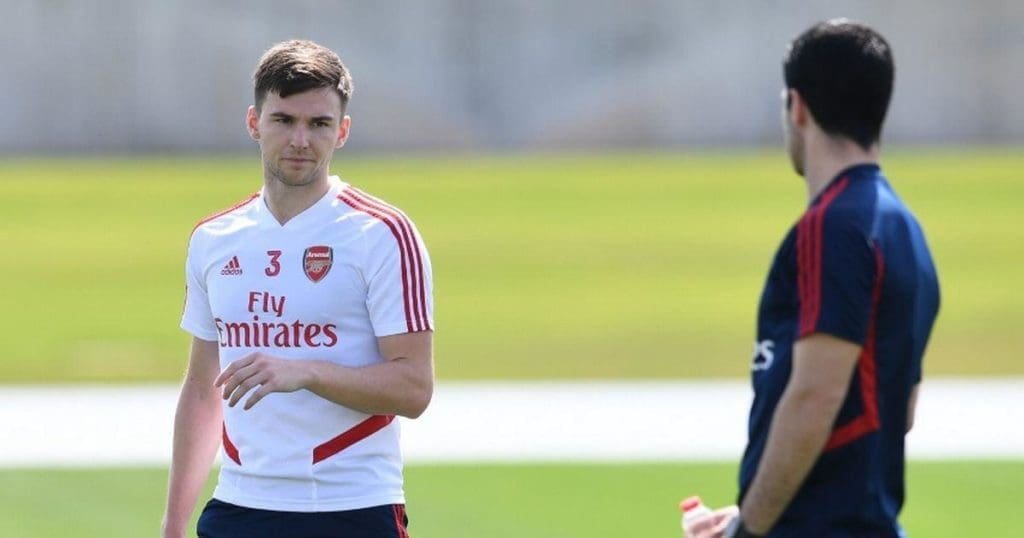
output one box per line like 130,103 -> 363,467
740,164 -> 940,537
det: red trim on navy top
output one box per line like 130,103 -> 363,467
222,422 -> 241,465
797,177 -> 850,336
312,414 -> 396,464
824,247 -> 885,451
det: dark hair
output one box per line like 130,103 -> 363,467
783,20 -> 893,149
253,40 -> 353,113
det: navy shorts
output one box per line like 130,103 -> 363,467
197,498 -> 410,538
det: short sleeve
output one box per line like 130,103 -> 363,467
180,232 -> 220,341
796,205 -> 877,345
364,216 -> 434,337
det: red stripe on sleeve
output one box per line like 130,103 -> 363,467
797,210 -> 813,334
797,178 -> 849,337
797,203 -> 822,335
338,192 -> 415,332
345,187 -> 430,332
348,189 -> 424,329
343,188 -> 424,330
824,247 -> 884,451
312,415 -> 396,464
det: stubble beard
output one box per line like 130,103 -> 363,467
265,158 -> 324,188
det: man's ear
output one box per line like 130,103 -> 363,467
246,105 -> 261,140
788,89 -> 809,128
335,115 -> 352,149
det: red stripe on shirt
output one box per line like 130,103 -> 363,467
344,187 -> 430,332
343,188 -> 423,330
182,192 -> 260,316
797,199 -> 818,336
796,208 -> 812,333
339,187 -> 431,332
338,192 -> 415,332
312,414 -> 396,464
824,248 -> 885,451
190,192 -> 260,237
222,422 -> 241,465
797,178 -> 850,336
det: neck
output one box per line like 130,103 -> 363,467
802,135 -> 879,200
262,173 -> 331,225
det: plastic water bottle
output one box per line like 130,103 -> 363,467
680,495 -> 713,536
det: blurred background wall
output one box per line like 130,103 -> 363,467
2,0 -> 1022,153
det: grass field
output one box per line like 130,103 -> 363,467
0,150 -> 1020,536
0,149 -> 1021,382
1,461 -> 1020,537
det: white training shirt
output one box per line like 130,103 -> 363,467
181,176 -> 433,512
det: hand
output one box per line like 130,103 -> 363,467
685,505 -> 739,538
215,352 -> 312,410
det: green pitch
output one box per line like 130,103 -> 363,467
0,149 -> 1021,382
1,461 -> 1020,537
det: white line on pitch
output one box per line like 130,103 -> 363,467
1,379 -> 1020,467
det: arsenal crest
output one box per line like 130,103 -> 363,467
303,246 -> 334,283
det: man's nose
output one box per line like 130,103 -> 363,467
290,126 -> 310,148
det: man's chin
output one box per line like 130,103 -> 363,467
270,169 -> 318,187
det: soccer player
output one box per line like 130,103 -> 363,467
161,40 -> 433,538
686,20 -> 940,538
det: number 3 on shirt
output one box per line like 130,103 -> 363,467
265,250 -> 282,277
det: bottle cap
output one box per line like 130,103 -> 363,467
680,496 -> 702,512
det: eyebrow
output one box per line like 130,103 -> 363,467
267,112 -> 336,123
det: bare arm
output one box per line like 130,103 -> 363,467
739,333 -> 861,535
305,330 -> 434,417
216,330 -> 434,418
162,337 -> 223,538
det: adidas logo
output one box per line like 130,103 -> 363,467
220,256 -> 243,276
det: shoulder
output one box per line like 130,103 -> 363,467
189,191 -> 261,242
800,178 -> 878,239
333,184 -> 423,239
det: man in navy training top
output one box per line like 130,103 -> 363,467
687,19 -> 940,538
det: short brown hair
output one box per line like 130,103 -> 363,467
253,40 -> 353,113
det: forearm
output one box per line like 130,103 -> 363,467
162,381 -> 223,535
304,357 -> 432,418
740,388 -> 840,534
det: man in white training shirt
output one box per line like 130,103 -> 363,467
161,40 -> 433,538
